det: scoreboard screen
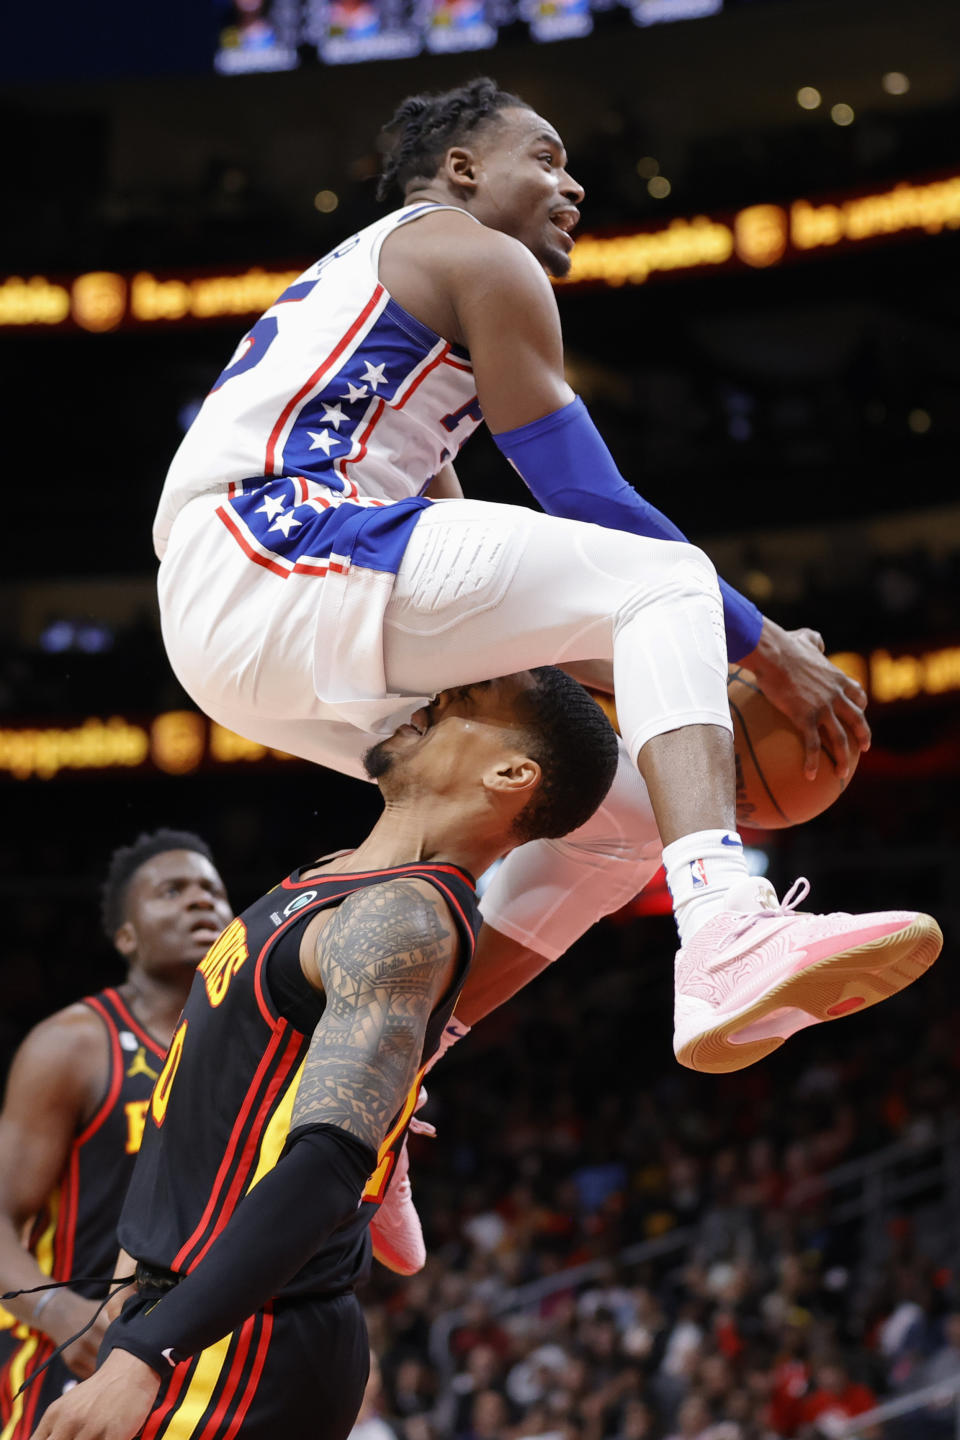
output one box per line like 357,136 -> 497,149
214,0 -> 724,73
215,0 -> 301,73
1,0 -> 745,84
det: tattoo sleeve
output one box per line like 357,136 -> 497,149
291,880 -> 457,1151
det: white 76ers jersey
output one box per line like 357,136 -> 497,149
153,204 -> 482,563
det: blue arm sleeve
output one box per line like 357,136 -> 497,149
492,395 -> 763,662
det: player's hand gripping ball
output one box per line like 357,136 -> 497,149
728,666 -> 860,828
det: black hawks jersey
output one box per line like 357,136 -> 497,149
119,860 -> 480,1300
0,989 -> 168,1438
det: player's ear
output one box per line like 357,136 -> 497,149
483,755 -> 540,801
113,921 -> 136,960
444,146 -> 479,194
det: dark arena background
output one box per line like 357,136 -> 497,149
3,1 -> 960,1436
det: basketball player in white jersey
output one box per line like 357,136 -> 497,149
153,77 -> 941,1094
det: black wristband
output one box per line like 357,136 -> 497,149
115,1124 -> 376,1368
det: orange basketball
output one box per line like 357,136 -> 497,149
728,665 -> 859,829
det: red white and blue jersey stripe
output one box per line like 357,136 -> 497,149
153,205 -> 483,583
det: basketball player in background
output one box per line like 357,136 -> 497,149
32,669 -> 620,1440
151,76 -> 940,1087
0,831 -> 231,1439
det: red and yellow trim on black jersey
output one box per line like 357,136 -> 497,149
141,1307 -> 273,1440
172,1025 -> 306,1275
0,1333 -> 57,1440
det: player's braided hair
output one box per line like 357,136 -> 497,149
100,828 -> 215,940
512,668 -> 619,845
377,76 -> 532,202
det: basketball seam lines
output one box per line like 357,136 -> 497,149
728,698 -> 789,822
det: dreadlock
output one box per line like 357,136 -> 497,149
100,828 -> 215,940
377,77 -> 532,202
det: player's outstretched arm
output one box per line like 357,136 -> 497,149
32,882 -> 460,1440
448,232 -> 869,776
446,232 -> 761,652
0,1009 -> 115,1379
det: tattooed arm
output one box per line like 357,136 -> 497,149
294,877 -> 459,1150
60,879 -> 461,1416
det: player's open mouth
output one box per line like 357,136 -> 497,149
190,922 -> 221,941
549,208 -> 579,249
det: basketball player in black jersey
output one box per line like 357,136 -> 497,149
33,669 -> 618,1440
0,831 -> 231,1440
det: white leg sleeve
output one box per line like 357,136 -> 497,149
478,741 -> 664,961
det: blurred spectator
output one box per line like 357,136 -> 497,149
463,1387 -> 512,1439
917,1312 -> 960,1389
797,1356 -> 876,1437
350,1354 -> 399,1440
664,1393 -> 714,1438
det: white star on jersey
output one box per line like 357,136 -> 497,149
269,509 -> 303,537
340,382 -> 369,404
256,493 -> 286,521
155,208 -> 489,560
308,429 -> 340,456
360,360 -> 387,392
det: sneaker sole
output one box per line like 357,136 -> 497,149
676,913 -> 943,1074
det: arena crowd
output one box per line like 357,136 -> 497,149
352,920 -> 960,1440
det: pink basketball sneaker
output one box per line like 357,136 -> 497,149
369,1136 -> 426,1276
674,877 -> 943,1073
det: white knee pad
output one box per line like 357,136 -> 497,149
612,541 -> 731,763
479,742 -> 663,961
